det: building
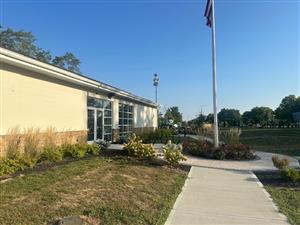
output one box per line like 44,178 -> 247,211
0,47 -> 158,154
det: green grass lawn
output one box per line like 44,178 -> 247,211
0,156 -> 187,225
240,128 -> 300,156
255,171 -> 300,225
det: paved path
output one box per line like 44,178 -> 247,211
165,166 -> 290,225
184,151 -> 299,171
165,135 -> 296,225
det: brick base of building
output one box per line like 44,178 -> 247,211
0,130 -> 87,157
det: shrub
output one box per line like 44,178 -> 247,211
272,156 -> 290,169
94,140 -> 110,150
23,128 -> 41,160
163,140 -> 186,165
5,127 -> 22,159
220,128 -> 241,145
280,168 -> 300,182
220,143 -> 255,160
42,127 -> 57,149
61,144 -> 87,159
123,134 -> 156,159
38,146 -> 63,163
139,129 -> 172,144
85,143 -> 101,155
0,158 -> 27,176
183,139 -> 214,158
183,139 -> 255,160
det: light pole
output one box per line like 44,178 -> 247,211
153,74 -> 159,128
153,73 -> 159,103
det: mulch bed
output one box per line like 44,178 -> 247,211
255,170 -> 300,188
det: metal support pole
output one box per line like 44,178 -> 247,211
211,0 -> 219,148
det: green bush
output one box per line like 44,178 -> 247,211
220,143 -> 255,160
163,140 -> 186,166
61,144 -> 87,159
272,156 -> 290,170
220,128 -> 241,145
183,139 -> 214,158
280,168 -> 300,182
38,146 -> 63,163
85,143 -> 101,155
94,140 -> 110,151
0,158 -> 27,176
123,134 -> 156,159
183,139 -> 255,160
17,155 -> 37,168
139,129 -> 172,144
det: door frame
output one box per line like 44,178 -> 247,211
88,107 -> 104,141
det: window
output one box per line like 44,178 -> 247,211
87,96 -> 112,141
119,103 -> 133,138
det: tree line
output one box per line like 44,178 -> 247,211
0,26 -> 81,73
190,95 -> 300,128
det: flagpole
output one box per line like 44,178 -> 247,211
211,0 -> 219,148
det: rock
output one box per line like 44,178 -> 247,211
55,216 -> 83,225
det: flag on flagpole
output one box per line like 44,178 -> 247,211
204,0 -> 212,27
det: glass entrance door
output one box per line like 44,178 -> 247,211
87,108 -> 104,141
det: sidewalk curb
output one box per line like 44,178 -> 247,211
164,166 -> 194,225
250,171 -> 290,223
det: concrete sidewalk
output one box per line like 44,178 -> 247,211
165,166 -> 289,225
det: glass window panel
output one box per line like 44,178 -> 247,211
104,126 -> 112,134
94,99 -> 103,108
87,97 -> 95,107
129,106 -> 133,113
119,103 -> 123,112
87,109 -> 95,141
104,134 -> 112,141
104,118 -> 112,125
104,110 -> 112,117
103,100 -> 112,110
96,110 -> 103,140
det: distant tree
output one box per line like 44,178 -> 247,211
275,95 -> 300,123
242,111 -> 252,125
52,52 -> 81,73
0,26 -> 52,63
206,113 -> 214,123
0,26 -> 81,72
249,107 -> 274,126
164,106 -> 182,124
194,113 -> 206,127
218,108 -> 241,127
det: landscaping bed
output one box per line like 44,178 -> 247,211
0,156 -> 188,225
255,170 -> 300,225
181,137 -> 256,161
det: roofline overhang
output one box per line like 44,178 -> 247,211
0,47 -> 157,108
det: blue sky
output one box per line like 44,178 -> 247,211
1,0 -> 299,120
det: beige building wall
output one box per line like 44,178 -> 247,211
134,103 -> 157,128
1,63 -> 87,135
